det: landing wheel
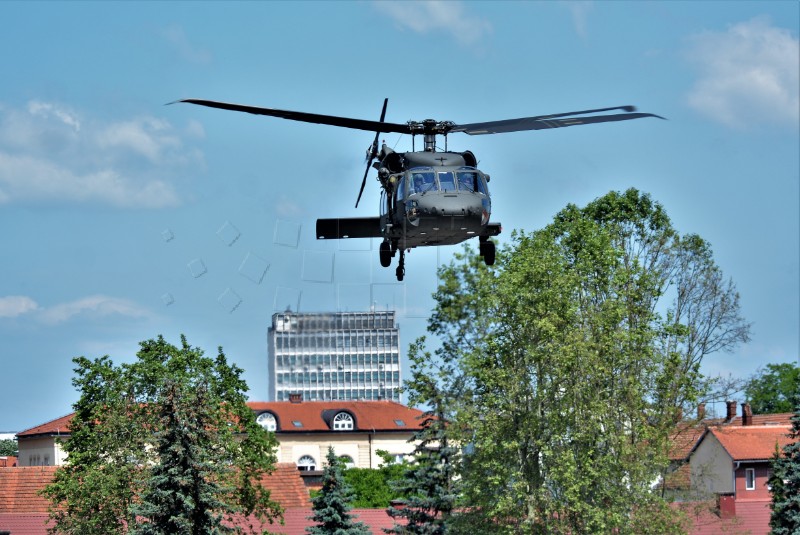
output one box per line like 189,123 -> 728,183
379,240 -> 392,267
480,240 -> 496,266
395,250 -> 405,281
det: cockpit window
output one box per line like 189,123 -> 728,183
438,172 -> 456,192
456,170 -> 479,193
410,170 -> 436,194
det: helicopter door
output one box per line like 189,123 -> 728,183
395,176 -> 406,217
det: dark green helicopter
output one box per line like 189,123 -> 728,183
176,98 -> 662,281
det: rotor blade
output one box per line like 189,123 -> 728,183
356,164 -> 371,209
356,98 -> 389,208
450,109 -> 665,135
172,98 -> 412,135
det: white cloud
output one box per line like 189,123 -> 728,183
0,100 -> 199,207
27,101 -> 81,132
38,295 -> 151,325
686,17 -> 799,128
0,152 -> 179,208
374,0 -> 492,46
0,296 -> 39,318
97,117 -> 182,164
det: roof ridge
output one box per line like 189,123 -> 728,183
16,413 -> 74,435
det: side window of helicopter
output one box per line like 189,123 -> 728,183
396,176 -> 406,202
456,171 -> 477,193
477,174 -> 489,195
438,172 -> 456,192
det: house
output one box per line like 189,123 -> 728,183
248,397 -> 426,472
15,398 -> 427,473
682,403 -> 793,535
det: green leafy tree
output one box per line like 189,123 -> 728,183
415,189 -> 747,534
745,362 -> 800,413
344,453 -> 407,508
41,335 -> 281,535
307,447 -> 370,535
0,438 -> 18,457
769,400 -> 800,534
386,339 -> 460,534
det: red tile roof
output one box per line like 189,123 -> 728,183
707,425 -> 794,461
0,466 -> 57,513
0,508 -> 401,535
260,463 -> 312,508
0,463 -> 308,514
668,412 -> 794,462
16,401 -> 426,438
247,400 -> 426,433
0,513 -> 53,534
16,414 -> 74,438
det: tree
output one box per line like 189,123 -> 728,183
41,335 -> 281,535
769,399 -> 800,534
385,339 -> 461,535
416,189 -> 748,533
344,453 -> 407,508
745,362 -> 800,413
307,446 -> 370,535
0,438 -> 17,457
129,381 -> 228,534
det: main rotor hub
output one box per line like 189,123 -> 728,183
405,120 -> 457,151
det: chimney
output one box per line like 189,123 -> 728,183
741,402 -> 752,426
697,402 -> 706,420
717,493 -> 736,519
289,393 -> 302,404
725,400 -> 737,422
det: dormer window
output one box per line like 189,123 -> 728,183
333,412 -> 354,431
256,412 -> 277,432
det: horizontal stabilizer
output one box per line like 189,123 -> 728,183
316,218 -> 382,239
485,223 -> 502,236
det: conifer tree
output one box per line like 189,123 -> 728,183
130,381 -> 228,534
307,447 -> 370,535
769,398 -> 800,534
386,339 -> 460,534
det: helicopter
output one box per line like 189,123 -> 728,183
175,98 -> 663,281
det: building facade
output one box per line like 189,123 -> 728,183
15,400 -> 425,472
267,311 -> 401,402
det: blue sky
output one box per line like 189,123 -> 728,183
1,1 -> 797,432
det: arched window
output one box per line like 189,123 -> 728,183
333,412 -> 354,431
339,455 -> 355,469
297,455 -> 316,471
256,412 -> 277,432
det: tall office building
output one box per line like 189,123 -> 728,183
267,310 -> 401,402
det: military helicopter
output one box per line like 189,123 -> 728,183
175,98 -> 662,281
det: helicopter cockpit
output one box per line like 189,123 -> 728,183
404,166 -> 489,197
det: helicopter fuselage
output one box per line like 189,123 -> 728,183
316,148 -> 501,279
